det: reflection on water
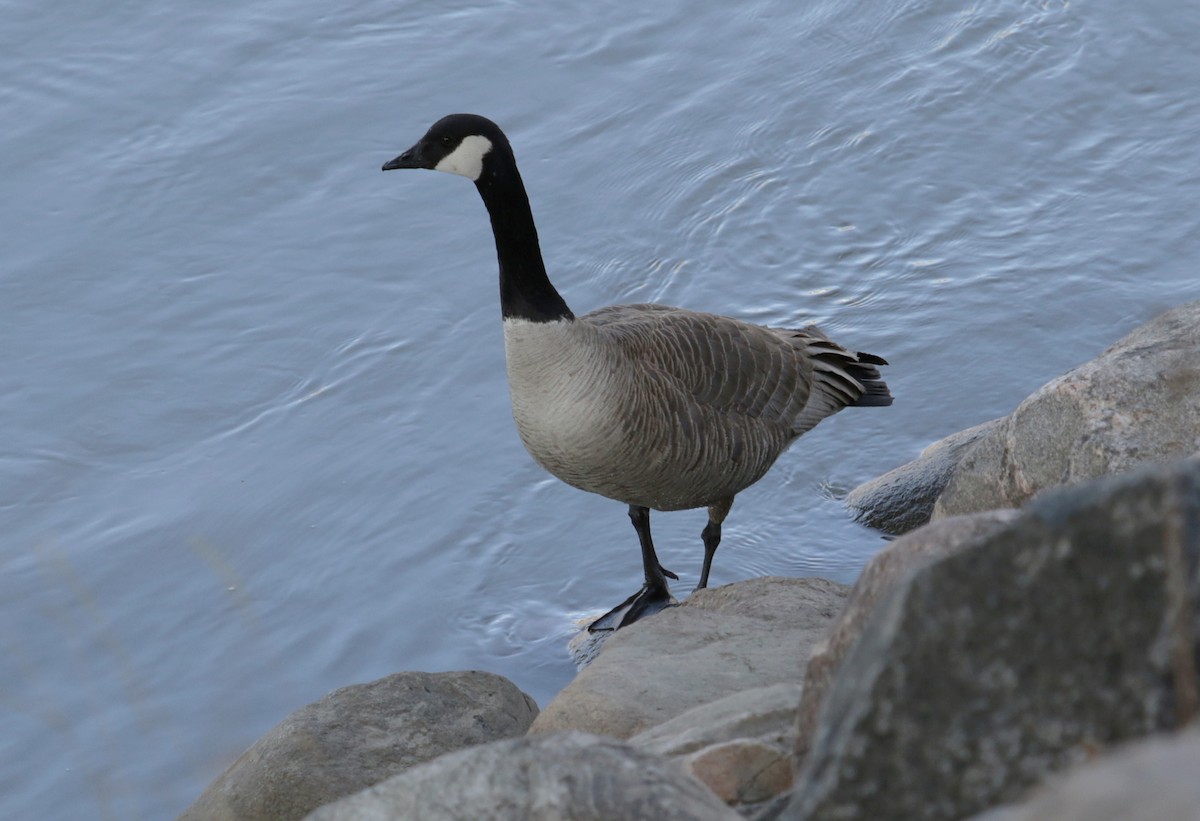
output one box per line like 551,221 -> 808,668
2,0 -> 1200,817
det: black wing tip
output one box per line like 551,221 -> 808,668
851,376 -> 893,407
852,391 -> 894,407
849,350 -> 892,407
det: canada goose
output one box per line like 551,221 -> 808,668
383,114 -> 891,630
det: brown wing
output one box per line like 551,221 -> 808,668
583,303 -> 889,436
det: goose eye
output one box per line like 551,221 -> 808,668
440,136 -> 452,146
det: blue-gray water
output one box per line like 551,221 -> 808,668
3,0 -> 1199,817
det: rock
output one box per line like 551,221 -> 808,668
967,729 -> 1200,821
631,684 -> 804,809
302,731 -> 741,821
632,683 -> 803,757
566,616 -> 608,668
786,457 -> 1200,821
794,510 -> 1018,759
528,577 -> 848,739
686,740 -> 793,806
933,301 -> 1200,518
845,420 -> 1002,534
180,670 -> 539,821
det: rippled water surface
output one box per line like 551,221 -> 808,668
4,0 -> 1200,817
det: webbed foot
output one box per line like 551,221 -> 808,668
587,584 -> 676,632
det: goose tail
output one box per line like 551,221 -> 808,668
844,351 -> 893,407
783,330 -> 893,435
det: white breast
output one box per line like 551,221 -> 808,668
502,318 -> 622,484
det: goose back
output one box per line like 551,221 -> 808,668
503,304 -> 883,512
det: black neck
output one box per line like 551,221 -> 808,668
474,151 -> 574,323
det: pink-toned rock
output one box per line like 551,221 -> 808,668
631,683 -> 803,810
686,739 -> 793,805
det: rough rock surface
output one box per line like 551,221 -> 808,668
786,457 -> 1200,821
845,420 -> 1002,534
794,511 -> 1018,758
528,577 -> 848,739
303,731 -> 741,821
686,740 -> 794,806
632,683 -> 803,757
631,683 -> 803,809
179,671 -> 539,821
970,729 -> 1200,821
933,301 -> 1200,518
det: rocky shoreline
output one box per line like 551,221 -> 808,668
180,301 -> 1200,821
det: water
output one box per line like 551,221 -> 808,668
3,0 -> 1198,817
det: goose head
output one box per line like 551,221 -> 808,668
382,113 -> 507,182
381,113 -> 571,321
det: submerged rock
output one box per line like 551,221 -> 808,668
845,420 -> 1001,534
179,670 -> 538,821
786,457 -> 1200,821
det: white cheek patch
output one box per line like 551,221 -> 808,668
434,135 -> 493,181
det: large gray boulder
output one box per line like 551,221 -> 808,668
180,671 -> 539,821
786,457 -> 1200,821
303,731 -> 741,821
528,577 -> 848,739
794,510 -> 1018,758
934,301 -> 1200,518
970,729 -> 1200,821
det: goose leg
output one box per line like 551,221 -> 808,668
630,505 -> 671,592
587,505 -> 676,632
620,505 -> 676,624
696,497 -> 734,591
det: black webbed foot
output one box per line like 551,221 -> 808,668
587,584 -> 676,632
588,504 -> 678,632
